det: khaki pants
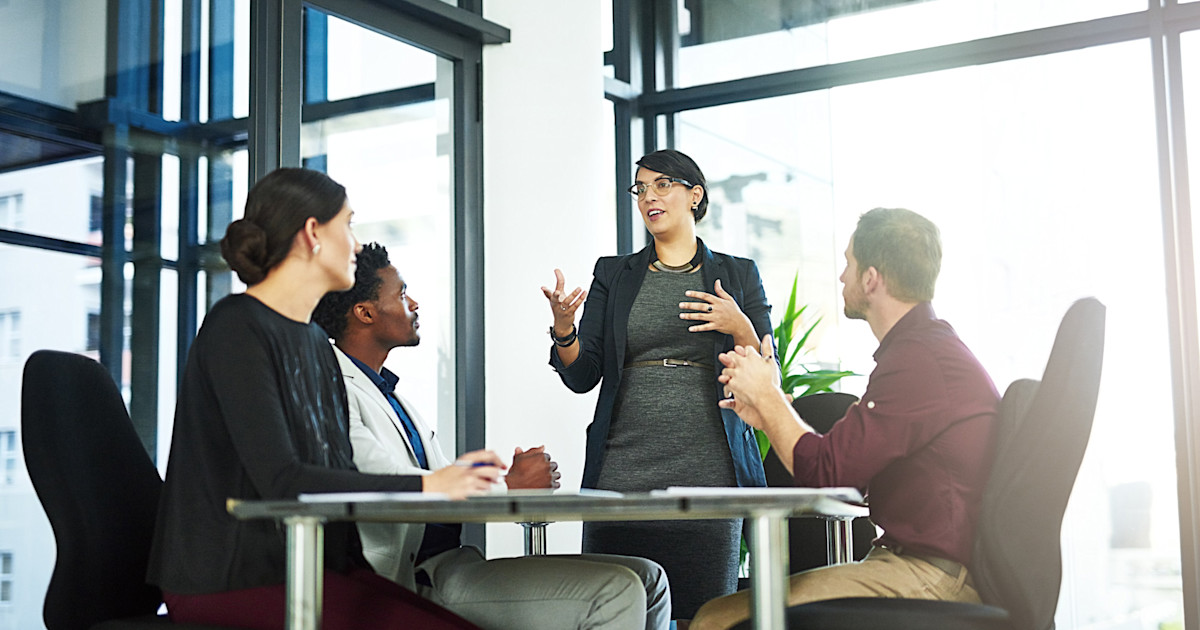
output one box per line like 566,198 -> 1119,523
690,546 -> 980,630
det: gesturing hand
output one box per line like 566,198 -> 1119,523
678,279 -> 756,345
505,445 -> 562,490
423,450 -> 505,500
540,269 -> 587,337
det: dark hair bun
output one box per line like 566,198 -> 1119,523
220,219 -> 271,285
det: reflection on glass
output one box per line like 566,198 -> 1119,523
233,0 -> 250,120
162,154 -> 181,262
676,0 -> 1142,88
323,12 -> 438,101
157,269 -> 178,472
303,36 -> 457,445
1182,35 -> 1200,548
200,149 -> 248,248
0,244 -> 103,629
163,0 -> 181,122
0,0 -> 106,109
0,157 -> 108,247
1183,31 -> 1200,340
602,0 -> 614,54
680,40 -> 1181,629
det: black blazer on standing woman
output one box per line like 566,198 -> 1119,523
550,239 -> 772,490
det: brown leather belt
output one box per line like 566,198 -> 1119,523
876,544 -> 972,585
624,358 -> 713,370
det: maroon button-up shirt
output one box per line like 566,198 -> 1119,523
792,302 -> 999,565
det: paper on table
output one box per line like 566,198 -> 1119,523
652,486 -> 863,503
298,491 -> 451,503
493,488 -> 626,498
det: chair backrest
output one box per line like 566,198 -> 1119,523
972,298 -> 1106,630
21,350 -> 164,630
790,392 -> 861,435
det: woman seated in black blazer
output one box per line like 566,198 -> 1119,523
542,149 -> 774,621
148,167 -> 501,629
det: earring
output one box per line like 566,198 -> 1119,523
312,243 -> 321,256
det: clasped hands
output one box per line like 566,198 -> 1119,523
423,446 -> 562,500
717,334 -> 785,430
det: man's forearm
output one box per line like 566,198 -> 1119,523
756,392 -> 811,475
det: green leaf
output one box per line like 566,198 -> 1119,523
755,428 -> 770,459
771,270 -> 857,401
793,370 -> 857,397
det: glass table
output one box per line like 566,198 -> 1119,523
227,486 -> 866,630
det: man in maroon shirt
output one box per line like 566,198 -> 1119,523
690,208 -> 1000,630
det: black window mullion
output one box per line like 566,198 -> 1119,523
130,147 -> 163,458
98,127 -> 130,390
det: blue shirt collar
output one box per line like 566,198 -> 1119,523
344,352 -> 399,396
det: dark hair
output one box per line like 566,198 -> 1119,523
635,149 -> 709,222
220,168 -> 347,285
852,208 -> 942,303
312,242 -> 391,340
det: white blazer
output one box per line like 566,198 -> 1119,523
333,345 -> 454,588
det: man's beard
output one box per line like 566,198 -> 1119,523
842,292 -> 866,320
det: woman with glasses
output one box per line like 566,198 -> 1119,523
542,149 -> 773,622
149,168 -> 500,629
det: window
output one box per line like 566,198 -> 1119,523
678,38 -> 1182,630
89,194 -> 102,232
0,310 -> 20,361
622,0 -> 1200,626
0,551 -> 11,604
0,193 -> 22,230
0,431 -> 14,486
0,0 -> 492,624
86,311 -> 100,352
674,0 -> 1143,88
302,8 -> 461,447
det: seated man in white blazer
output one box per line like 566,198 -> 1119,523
312,243 -> 671,630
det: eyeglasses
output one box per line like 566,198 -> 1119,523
628,177 -> 693,198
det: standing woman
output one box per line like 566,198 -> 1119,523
148,168 -> 500,629
542,150 -> 772,620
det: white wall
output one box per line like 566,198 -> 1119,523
482,0 -> 615,557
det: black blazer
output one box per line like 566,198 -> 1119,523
550,240 -> 772,489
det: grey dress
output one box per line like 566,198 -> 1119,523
582,269 -> 740,619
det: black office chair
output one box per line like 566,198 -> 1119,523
22,350 -> 227,630
761,392 -> 875,572
733,297 -> 1106,630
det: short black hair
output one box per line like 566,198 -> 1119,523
635,149 -> 709,222
312,242 -> 391,340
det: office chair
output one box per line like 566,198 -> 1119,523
760,392 -> 875,572
22,350 -> 227,630
733,297 -> 1106,630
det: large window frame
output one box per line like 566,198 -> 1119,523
606,1 -> 1200,627
0,0 -> 507,553
250,0 -> 508,463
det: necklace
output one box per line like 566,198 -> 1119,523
651,241 -> 703,274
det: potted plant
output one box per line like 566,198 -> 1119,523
754,272 -> 856,456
